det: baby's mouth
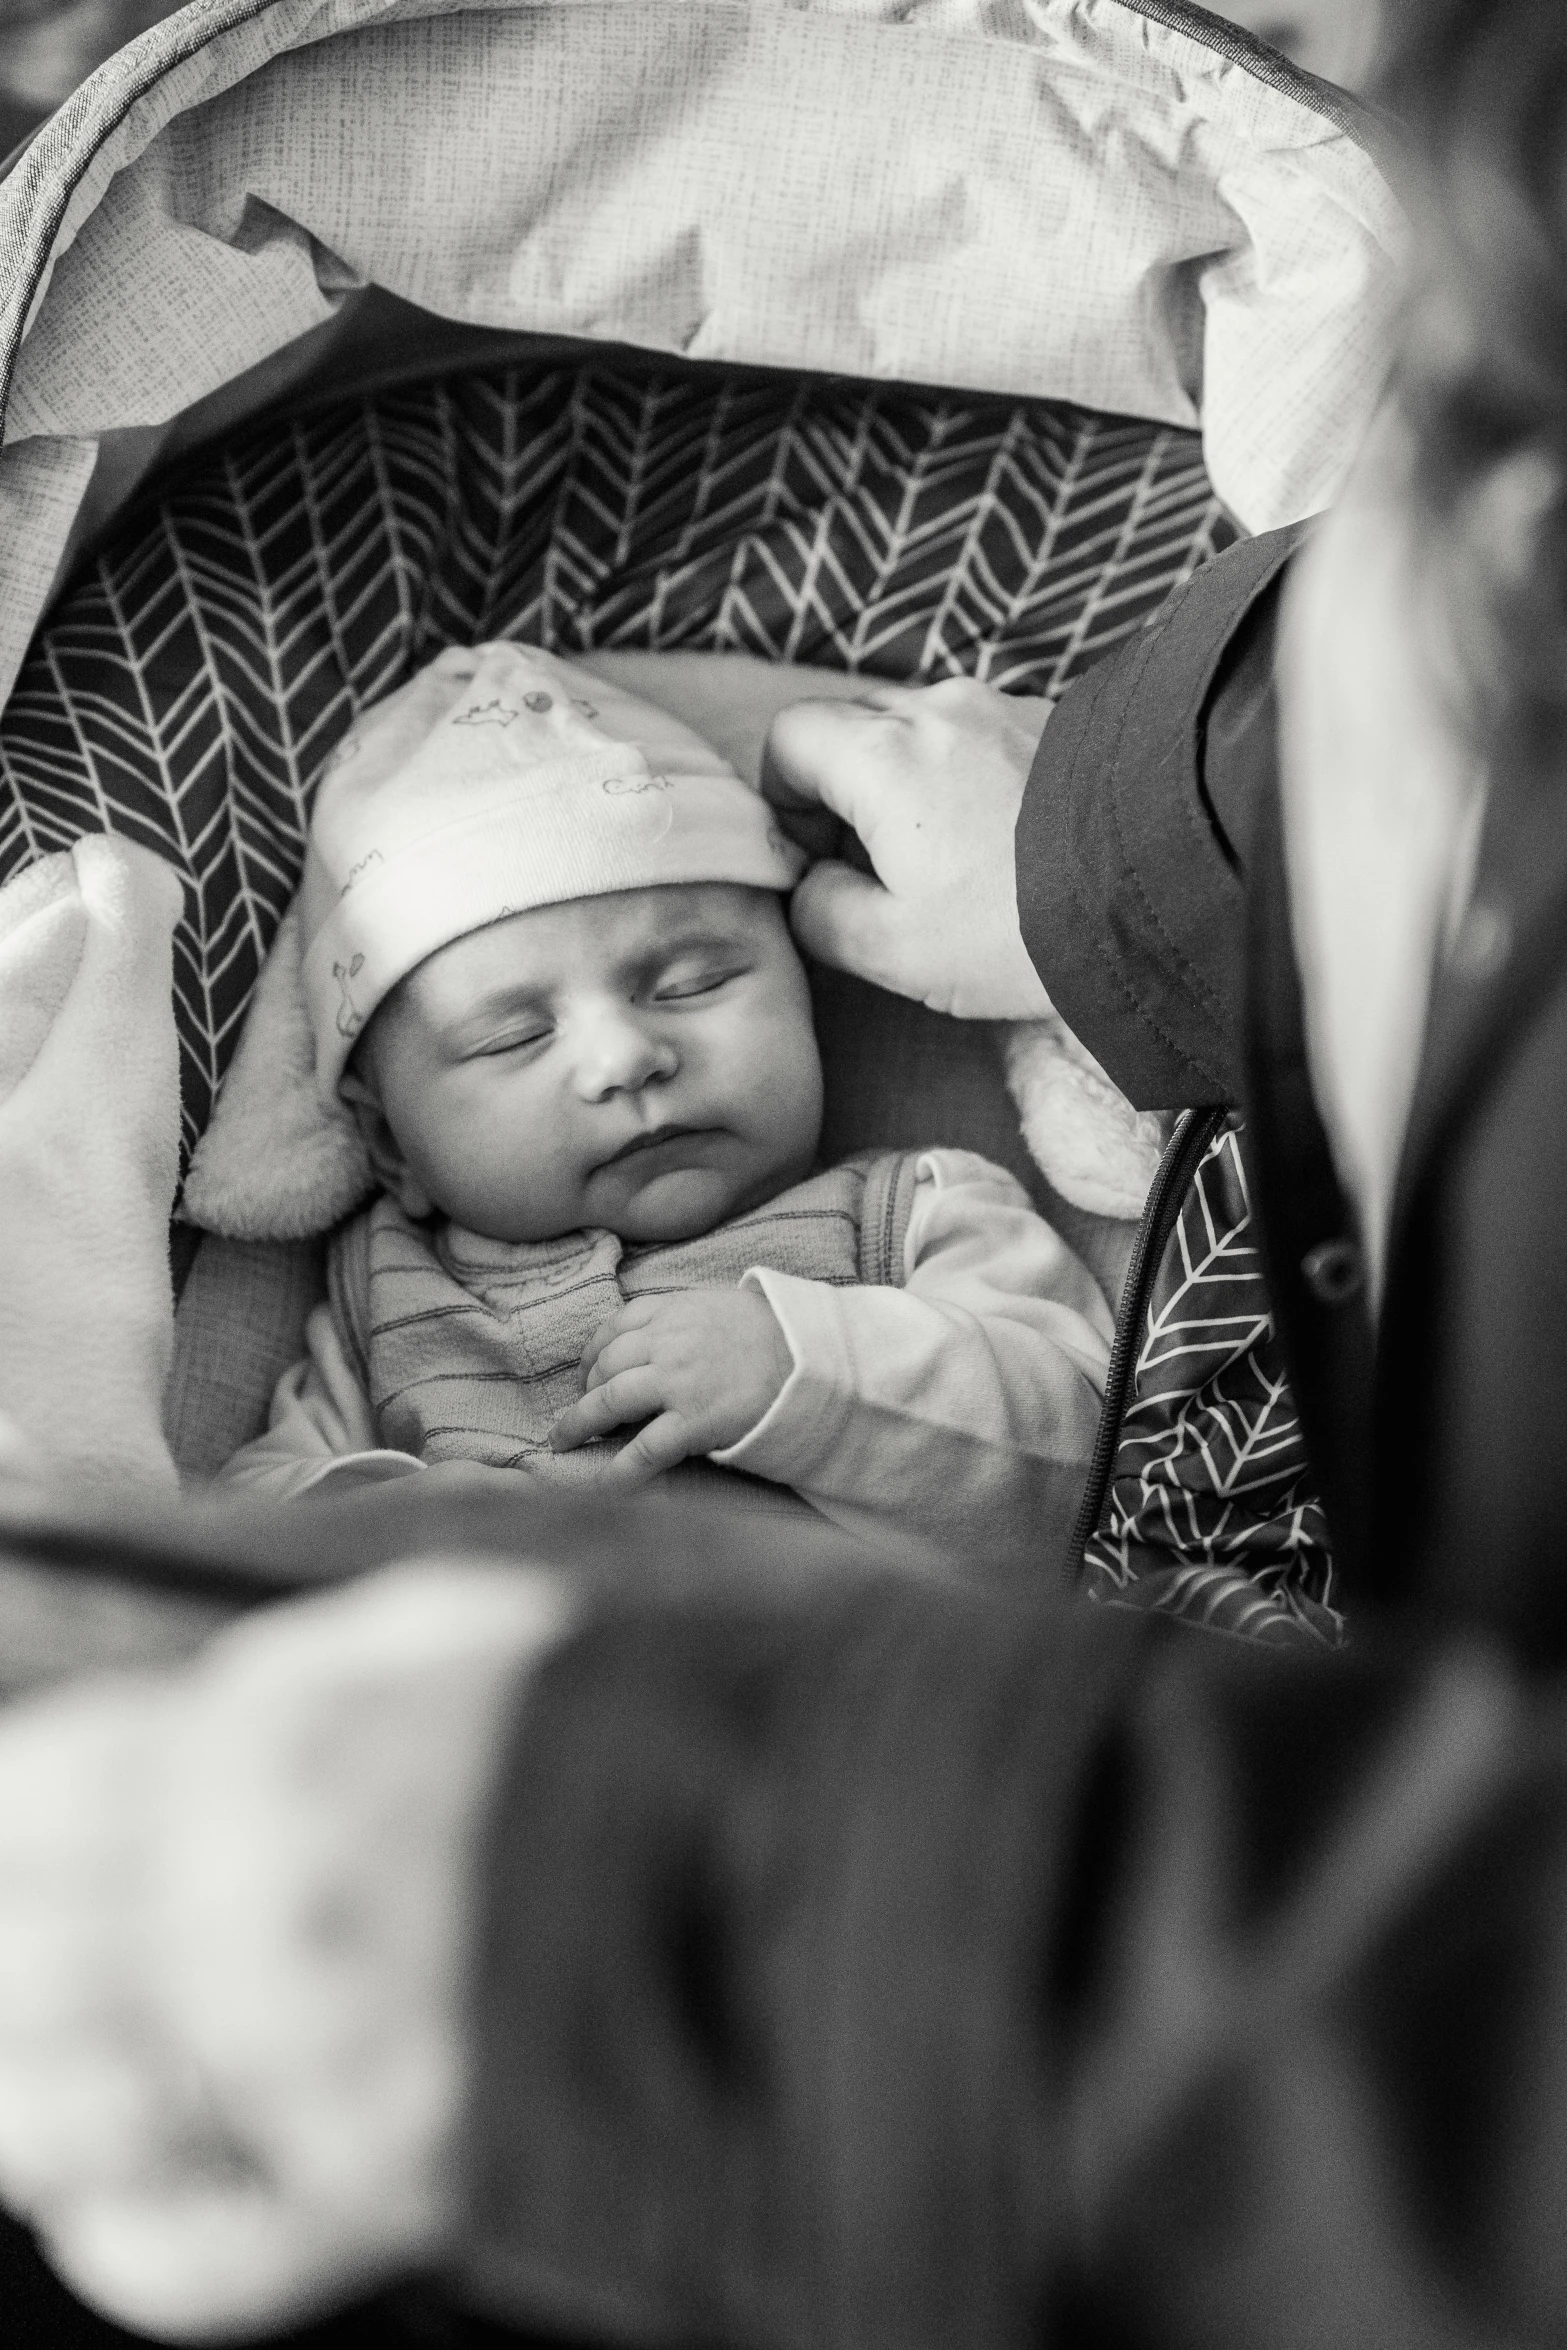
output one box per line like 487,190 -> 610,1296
598,1123 -> 721,1170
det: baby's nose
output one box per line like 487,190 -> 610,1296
573,1011 -> 678,1099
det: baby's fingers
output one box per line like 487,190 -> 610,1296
582,1329 -> 654,1394
549,1369 -> 663,1453
579,1300 -> 655,1382
599,1413 -> 695,1489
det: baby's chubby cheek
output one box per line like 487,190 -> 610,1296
753,987 -> 826,1160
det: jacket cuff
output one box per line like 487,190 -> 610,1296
458,1565 -> 1150,2349
1016,527 -> 1303,1110
709,1268 -> 854,1482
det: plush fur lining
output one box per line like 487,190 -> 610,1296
1003,1017 -> 1172,1222
181,902 -> 374,1240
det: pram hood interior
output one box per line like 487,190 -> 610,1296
0,0 -> 1403,711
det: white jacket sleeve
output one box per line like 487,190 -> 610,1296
214,1302 -> 426,1503
711,1150 -> 1120,1577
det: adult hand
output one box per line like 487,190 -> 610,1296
0,1560 -> 571,2340
761,677 -> 1055,1020
551,1287 -> 794,1483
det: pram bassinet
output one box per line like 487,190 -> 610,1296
0,0 -> 1402,1657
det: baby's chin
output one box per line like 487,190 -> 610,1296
600,1160 -> 763,1245
427,1130 -> 818,1243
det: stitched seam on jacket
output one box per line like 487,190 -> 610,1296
1063,540 -> 1297,1098
1104,630 -> 1235,1041
1063,607 -> 1234,1094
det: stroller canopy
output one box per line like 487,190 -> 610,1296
0,0 -> 1401,708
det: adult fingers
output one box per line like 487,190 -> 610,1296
759,699 -> 900,831
41,2182 -> 362,2346
0,1678 -> 161,1870
0,2040 -> 225,2208
0,1902 -> 141,2021
0,2049 -> 151,2207
599,1413 -> 693,1488
550,1369 -> 664,1452
788,860 -> 921,999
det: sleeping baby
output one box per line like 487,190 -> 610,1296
218,643 -> 1116,1572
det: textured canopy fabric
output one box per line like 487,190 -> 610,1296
0,0 -> 1401,708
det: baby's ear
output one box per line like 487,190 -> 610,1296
338,1059 -> 436,1221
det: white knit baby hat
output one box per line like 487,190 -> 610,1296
182,643 -> 805,1238
301,642 -> 805,1101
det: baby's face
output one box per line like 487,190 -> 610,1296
356,883 -> 824,1244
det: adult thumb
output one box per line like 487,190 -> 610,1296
790,861 -> 919,1000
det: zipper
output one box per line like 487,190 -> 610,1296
1063,1103 -> 1230,1586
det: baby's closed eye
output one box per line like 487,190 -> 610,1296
652,959 -> 746,1001
467,1020 -> 553,1059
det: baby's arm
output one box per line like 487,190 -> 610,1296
214,1303 -> 425,1502
552,1152 -> 1121,1574
719,1151 -> 1117,1573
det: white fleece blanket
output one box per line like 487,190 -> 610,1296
0,836 -> 183,1498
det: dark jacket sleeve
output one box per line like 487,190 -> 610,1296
459,1563 -> 1567,2350
1015,526 -> 1304,1109
461,1562 -> 1147,2348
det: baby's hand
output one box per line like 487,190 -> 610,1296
549,1288 -> 794,1485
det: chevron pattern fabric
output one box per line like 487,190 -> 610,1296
1082,1119 -> 1340,1645
0,359 -> 1234,1155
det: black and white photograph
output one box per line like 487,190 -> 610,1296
1,0 -> 1565,2344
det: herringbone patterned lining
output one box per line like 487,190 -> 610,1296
1084,1121 -> 1338,1642
0,361 -> 1234,1152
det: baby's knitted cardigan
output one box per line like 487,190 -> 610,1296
329,1150 -> 920,1478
